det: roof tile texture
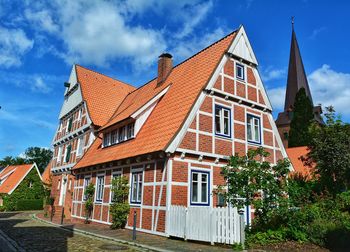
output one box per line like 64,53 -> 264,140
76,65 -> 136,127
75,31 -> 237,169
0,164 -> 34,194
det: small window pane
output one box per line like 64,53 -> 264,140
215,108 -> 221,134
201,182 -> 207,203
192,182 -> 198,202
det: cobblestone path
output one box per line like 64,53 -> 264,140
0,212 -> 146,252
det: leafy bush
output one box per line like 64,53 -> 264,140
84,183 -> 95,224
110,176 -> 130,229
16,199 -> 43,210
0,206 -> 5,212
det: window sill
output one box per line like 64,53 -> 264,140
247,140 -> 262,146
215,134 -> 232,140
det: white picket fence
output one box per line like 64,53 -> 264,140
167,205 -> 241,244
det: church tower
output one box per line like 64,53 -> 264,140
276,20 -> 323,148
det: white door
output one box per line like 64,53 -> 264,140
59,176 -> 68,206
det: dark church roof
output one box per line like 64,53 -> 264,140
276,23 -> 323,127
284,25 -> 314,111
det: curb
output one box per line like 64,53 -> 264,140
32,214 -> 171,252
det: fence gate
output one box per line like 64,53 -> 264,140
167,205 -> 241,244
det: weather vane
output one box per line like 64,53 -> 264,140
291,16 -> 295,29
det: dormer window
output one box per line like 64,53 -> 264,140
103,122 -> 135,148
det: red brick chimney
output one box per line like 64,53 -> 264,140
157,53 -> 173,85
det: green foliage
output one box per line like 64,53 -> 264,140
307,106 -> 350,195
24,147 -> 53,173
221,147 -> 290,226
84,183 -> 95,223
288,87 -> 315,147
16,199 -> 43,210
2,168 -> 46,211
232,242 -> 244,251
110,176 -> 130,229
247,191 -> 350,250
287,173 -> 319,207
0,147 -> 53,173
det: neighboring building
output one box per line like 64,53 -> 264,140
276,23 -> 323,147
0,163 -> 44,209
42,160 -> 52,187
70,26 -> 288,236
286,146 -> 314,179
50,65 -> 135,218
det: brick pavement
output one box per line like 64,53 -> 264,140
36,212 -> 233,252
0,211 -> 145,252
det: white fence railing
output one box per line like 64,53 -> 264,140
167,205 -> 242,244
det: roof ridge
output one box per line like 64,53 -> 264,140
75,64 -> 136,89
122,28 -> 239,94
101,28 -> 239,129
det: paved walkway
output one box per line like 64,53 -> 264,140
36,212 -> 232,252
0,211 -> 147,252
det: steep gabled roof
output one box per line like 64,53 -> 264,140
76,65 -> 136,127
284,27 -> 313,111
0,164 -> 40,194
42,160 -> 52,185
74,30 -> 237,169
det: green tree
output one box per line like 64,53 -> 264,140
220,147 -> 290,227
24,147 -> 52,173
0,147 -> 53,173
288,88 -> 315,147
110,176 -> 130,229
306,106 -> 350,195
0,156 -> 26,167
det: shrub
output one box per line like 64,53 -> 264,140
16,199 -> 43,210
110,176 -> 130,229
84,183 -> 95,224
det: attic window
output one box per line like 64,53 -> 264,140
29,181 -> 33,188
236,63 -> 245,81
103,122 -> 135,148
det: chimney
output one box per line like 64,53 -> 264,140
157,53 -> 173,85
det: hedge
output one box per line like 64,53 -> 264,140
16,199 -> 43,211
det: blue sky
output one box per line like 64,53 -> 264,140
1,0 -> 349,158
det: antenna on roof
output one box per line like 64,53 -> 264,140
291,16 -> 295,30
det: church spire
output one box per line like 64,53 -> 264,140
284,19 -> 314,111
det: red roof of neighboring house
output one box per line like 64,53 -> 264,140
42,160 -> 52,185
286,146 -> 313,178
76,65 -> 136,127
74,30 -> 238,169
0,164 -> 38,194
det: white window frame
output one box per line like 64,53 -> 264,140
214,104 -> 231,138
57,146 -> 62,163
190,170 -> 210,206
77,109 -> 82,121
76,135 -> 84,157
82,176 -> 91,201
110,170 -> 122,203
236,63 -> 245,81
103,132 -> 111,147
95,175 -> 105,203
127,123 -> 135,139
247,114 -> 261,144
57,179 -> 61,190
130,167 -> 143,204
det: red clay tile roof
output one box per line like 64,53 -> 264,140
0,164 -> 34,194
286,146 -> 313,178
76,65 -> 136,127
42,160 -> 52,185
74,30 -> 237,169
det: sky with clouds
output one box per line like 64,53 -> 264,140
0,0 -> 349,158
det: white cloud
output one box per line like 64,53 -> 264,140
261,67 -> 286,82
0,71 -> 59,93
267,64 -> 350,118
24,9 -> 59,34
172,27 -> 228,60
20,0 -> 215,69
309,27 -> 326,40
0,26 -> 33,68
266,87 -> 285,111
308,64 -> 350,116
